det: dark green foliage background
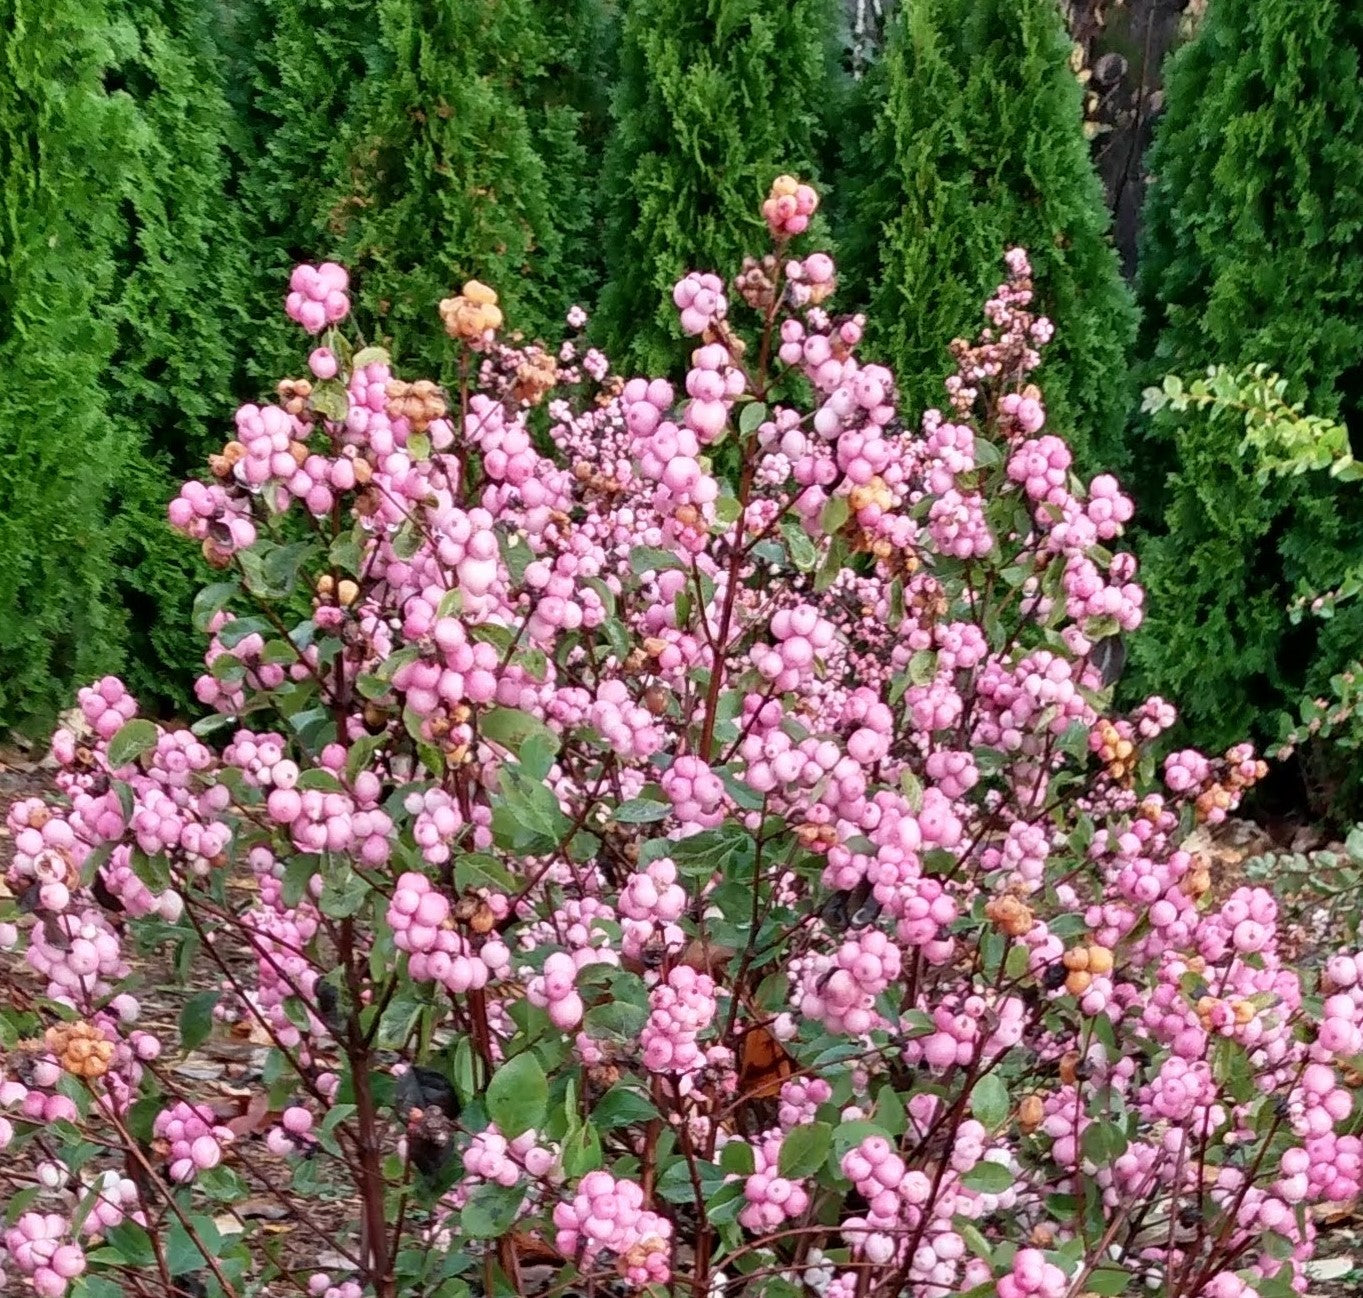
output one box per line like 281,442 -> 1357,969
594,0 -> 842,377
835,0 -> 1136,471
1129,0 -> 1363,775
0,0 -> 134,731
103,0 -> 258,715
234,0 -> 378,385
23,0 -> 1348,790
316,0 -> 608,373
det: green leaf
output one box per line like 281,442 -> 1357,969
908,651 -> 938,687
453,1037 -> 479,1104
356,673 -> 390,701
296,768 -> 345,792
454,853 -> 516,893
165,1216 -> 223,1276
821,494 -> 850,534
973,437 -> 1003,469
952,1216 -> 994,1262
309,378 -> 349,422
352,346 -> 391,368
209,655 -> 246,684
486,1052 -> 548,1137
78,1279 -> 126,1298
480,707 -> 560,760
262,540 -> 317,595
876,1084 -> 907,1137
712,494 -> 742,528
320,866 -> 368,919
560,1121 -> 603,1177
583,1001 -> 648,1041
461,1182 -> 526,1238
1084,1268 -> 1130,1296
102,1222 -> 158,1267
190,712 -> 235,739
970,1074 -> 1009,1129
888,578 -> 906,629
959,1161 -> 1013,1193
107,719 -> 158,769
705,1179 -> 748,1226
614,796 -> 670,824
1047,913 -> 1090,939
346,733 -> 385,783
192,581 -> 239,633
129,848 -> 172,894
590,1082 -> 661,1129
179,991 -> 220,1054
900,768 -> 924,812
778,1121 -> 832,1179
491,765 -> 570,851
656,1156 -> 726,1204
630,545 -> 684,575
282,854 -> 319,909
720,1140 -> 755,1175
814,534 -> 849,593
520,732 -> 557,782
717,765 -> 765,812
781,519 -> 819,571
739,401 -> 768,435
752,538 -> 785,566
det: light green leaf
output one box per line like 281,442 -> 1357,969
179,991 -> 220,1054
959,1160 -> 1012,1193
739,401 -> 768,436
614,796 -> 671,824
778,1122 -> 832,1179
460,1182 -> 526,1238
107,719 -> 158,769
486,1052 -> 548,1137
970,1074 -> 1008,1129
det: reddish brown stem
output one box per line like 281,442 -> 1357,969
339,916 -> 393,1294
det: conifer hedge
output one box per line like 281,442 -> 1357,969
0,0 -> 135,730
0,0 -> 259,728
1131,0 -> 1363,761
104,0 -> 257,713
838,0 -> 1136,470
595,0 -> 840,376
314,0 -> 605,372
235,0 -> 377,383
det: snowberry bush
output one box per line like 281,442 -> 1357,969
1,179 -> 1358,1298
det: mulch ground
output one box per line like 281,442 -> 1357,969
0,741 -> 368,1293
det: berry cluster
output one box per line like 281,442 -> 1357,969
0,179 -> 1343,1298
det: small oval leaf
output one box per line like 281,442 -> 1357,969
486,1051 -> 548,1137
778,1120 -> 833,1179
107,719 -> 158,769
970,1074 -> 1009,1129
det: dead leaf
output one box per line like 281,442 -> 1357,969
1304,1255 -> 1354,1281
236,1198 -> 293,1222
225,1090 -> 274,1139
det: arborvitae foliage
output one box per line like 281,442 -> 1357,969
102,0 -> 258,714
522,0 -> 620,321
595,0 -> 839,377
0,0 -> 133,731
319,0 -> 600,373
839,0 -> 1136,468
1130,0 -> 1363,761
234,0 -> 376,382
